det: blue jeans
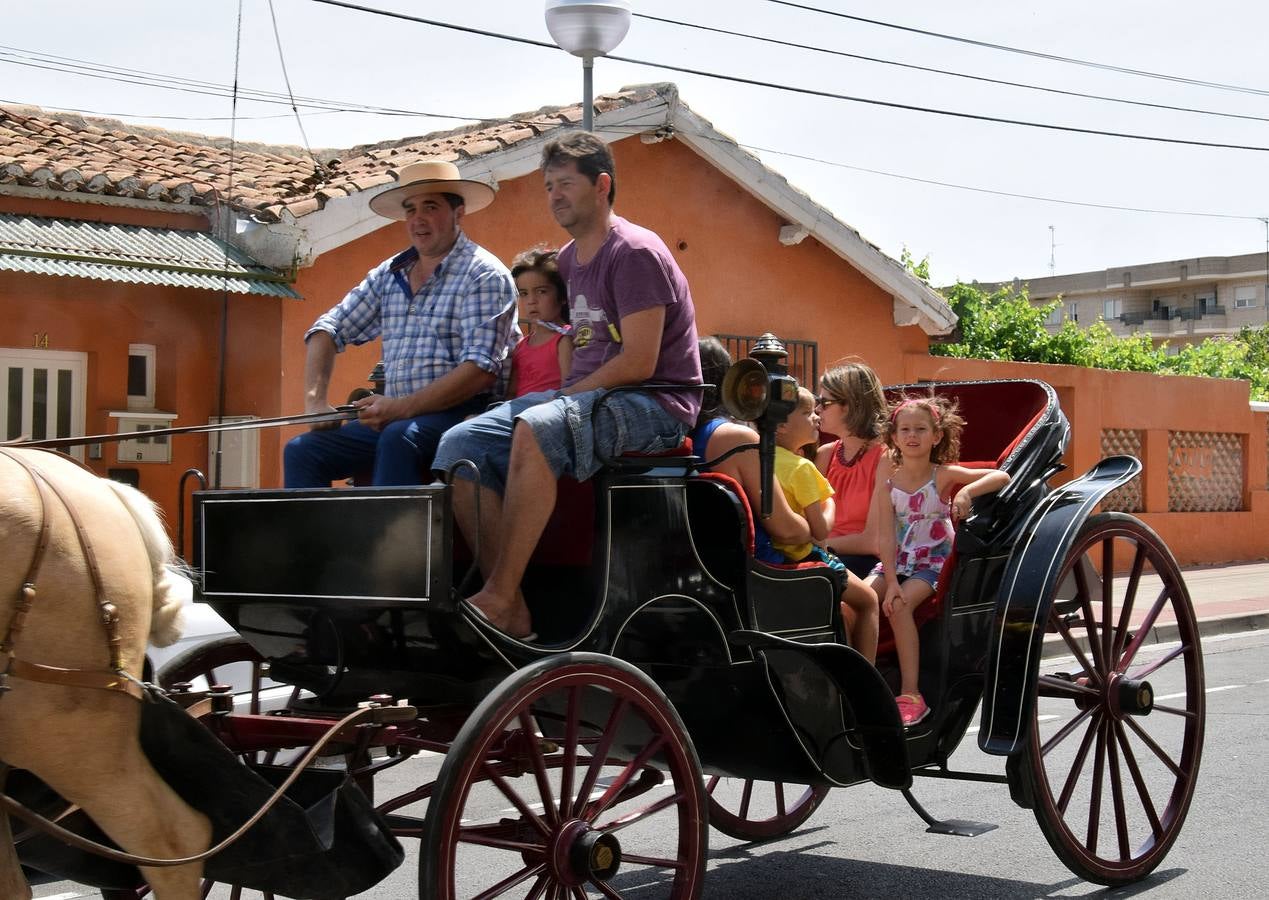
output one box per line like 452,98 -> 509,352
283,397 -> 487,488
432,389 -> 688,493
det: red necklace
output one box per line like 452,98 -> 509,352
836,439 -> 869,468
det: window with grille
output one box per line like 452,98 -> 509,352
1234,285 -> 1258,309
1102,297 -> 1122,319
714,334 -> 819,390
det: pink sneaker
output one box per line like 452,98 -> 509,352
897,693 -> 930,727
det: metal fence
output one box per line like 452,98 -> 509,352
715,333 -> 820,390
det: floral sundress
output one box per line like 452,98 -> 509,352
872,467 -> 953,579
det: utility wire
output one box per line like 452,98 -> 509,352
306,0 -> 1269,153
634,12 -> 1269,125
265,0 -> 323,172
764,0 -> 1269,98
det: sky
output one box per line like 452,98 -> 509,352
4,0 -> 1269,286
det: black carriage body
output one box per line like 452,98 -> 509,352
191,379 -> 1070,790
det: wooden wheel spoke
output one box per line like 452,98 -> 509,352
1055,712 -> 1099,813
1042,703 -> 1094,758
524,874 -> 550,900
472,862 -> 548,900
483,763 -> 553,839
738,778 -> 754,820
559,686 -> 581,821
1100,536 -> 1117,675
1104,719 -> 1132,860
1151,702 -> 1198,719
596,790 -> 684,833
1128,643 -> 1188,680
1074,558 -> 1108,675
518,710 -> 559,827
1037,674 -> 1100,700
1122,716 -> 1183,779
570,698 -> 630,819
617,851 -> 686,869
1113,721 -> 1163,839
457,826 -> 548,854
1049,609 -> 1103,687
583,735 -> 668,821
1118,586 -> 1171,670
1112,544 -> 1148,663
775,781 -> 788,817
570,886 -> 587,900
593,879 -> 624,899
1086,717 -> 1109,852
705,774 -> 720,794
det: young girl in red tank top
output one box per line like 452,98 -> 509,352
509,247 -> 573,397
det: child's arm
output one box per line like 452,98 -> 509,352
803,498 -> 833,542
557,333 -> 574,381
941,465 -> 1011,522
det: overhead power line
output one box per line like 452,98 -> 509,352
764,0 -> 1269,98
633,12 -> 1269,125
306,0 -> 1269,153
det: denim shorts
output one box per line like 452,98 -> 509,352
432,389 -> 689,493
868,563 -> 942,590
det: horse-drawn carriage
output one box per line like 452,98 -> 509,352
2,344 -> 1205,898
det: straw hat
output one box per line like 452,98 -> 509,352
368,160 -> 496,219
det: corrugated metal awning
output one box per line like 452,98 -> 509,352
0,212 -> 300,298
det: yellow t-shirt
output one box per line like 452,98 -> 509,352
772,445 -> 835,561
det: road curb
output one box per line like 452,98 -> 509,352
1040,610 -> 1269,660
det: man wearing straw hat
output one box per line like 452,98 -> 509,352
284,160 -> 519,487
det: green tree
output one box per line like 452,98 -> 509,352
930,281 -> 1267,400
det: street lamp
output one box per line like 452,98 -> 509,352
544,0 -> 632,132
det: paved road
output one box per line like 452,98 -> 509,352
31,627 -> 1267,900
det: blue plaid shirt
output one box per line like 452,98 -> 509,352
306,231 -> 519,399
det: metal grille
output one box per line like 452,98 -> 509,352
1101,429 -> 1143,512
1168,431 -> 1243,512
715,334 -> 820,390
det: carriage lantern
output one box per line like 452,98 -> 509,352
719,333 -> 799,518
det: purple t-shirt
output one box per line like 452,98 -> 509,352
559,216 -> 702,424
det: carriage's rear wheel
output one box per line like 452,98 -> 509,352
1016,513 -> 1204,886
705,777 -> 828,842
420,652 -> 708,898
156,636 -> 275,714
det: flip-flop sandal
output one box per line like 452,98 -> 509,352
463,601 -> 538,643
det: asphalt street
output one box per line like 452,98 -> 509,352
30,627 -> 1267,900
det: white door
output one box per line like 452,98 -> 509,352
1,348 -> 87,459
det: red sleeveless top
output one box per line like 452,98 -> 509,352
824,441 -> 884,537
511,331 -> 566,397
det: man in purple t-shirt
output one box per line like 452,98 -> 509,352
433,132 -> 702,640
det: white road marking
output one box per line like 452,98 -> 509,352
1156,683 -> 1245,701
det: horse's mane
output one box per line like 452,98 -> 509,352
102,480 -> 189,648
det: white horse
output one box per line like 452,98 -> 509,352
0,447 -> 211,899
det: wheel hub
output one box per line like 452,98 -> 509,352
1109,674 -> 1154,717
551,819 -> 622,885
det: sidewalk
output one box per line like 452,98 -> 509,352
1040,559 -> 1269,659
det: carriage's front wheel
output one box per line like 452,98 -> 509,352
1016,513 -> 1204,886
420,652 -> 708,898
705,777 -> 829,842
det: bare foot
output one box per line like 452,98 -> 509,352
465,586 -> 534,639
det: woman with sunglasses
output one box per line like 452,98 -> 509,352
814,362 -> 891,582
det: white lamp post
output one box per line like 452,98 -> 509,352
544,0 -> 632,132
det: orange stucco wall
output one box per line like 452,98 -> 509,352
1,195 -> 289,547
904,353 -> 1269,566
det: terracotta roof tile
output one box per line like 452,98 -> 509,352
0,85 -> 670,222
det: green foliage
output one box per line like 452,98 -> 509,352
931,281 -> 1268,401
900,247 -> 931,284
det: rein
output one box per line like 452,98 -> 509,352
0,447 -> 142,701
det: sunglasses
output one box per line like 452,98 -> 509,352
814,395 -> 844,408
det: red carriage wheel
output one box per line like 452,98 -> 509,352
705,777 -> 828,842
420,652 -> 708,898
1015,513 -> 1204,886
156,636 -> 278,715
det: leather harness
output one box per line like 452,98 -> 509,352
0,447 -> 144,703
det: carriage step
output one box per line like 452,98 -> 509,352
902,789 -> 998,837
